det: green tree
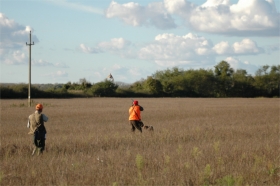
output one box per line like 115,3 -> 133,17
128,79 -> 149,96
268,65 -> 280,97
254,65 -> 280,97
152,67 -> 185,96
231,69 -> 255,97
79,78 -> 92,89
185,69 -> 216,97
144,77 -> 163,96
168,75 -> 190,97
90,80 -> 118,97
63,81 -> 72,90
214,61 -> 234,97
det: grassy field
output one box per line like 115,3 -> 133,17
1,98 -> 279,185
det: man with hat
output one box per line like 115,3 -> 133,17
129,100 -> 144,133
27,103 -> 48,155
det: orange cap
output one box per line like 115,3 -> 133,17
36,104 -> 43,110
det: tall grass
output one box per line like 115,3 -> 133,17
1,98 -> 279,185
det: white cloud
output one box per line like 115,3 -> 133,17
46,0 -> 103,14
79,33 -> 266,71
13,50 -> 26,63
80,38 -> 136,58
105,2 -> 145,26
54,62 -> 69,68
232,39 -> 263,54
186,0 -> 279,36
201,0 -> 230,7
105,1 -> 176,29
164,0 -> 195,16
56,70 -> 68,77
138,33 -> 215,67
0,13 -> 38,46
79,44 -> 101,54
32,59 -> 53,66
225,56 -> 259,75
0,13 -> 39,66
105,64 -> 144,79
105,0 -> 279,36
2,50 -> 27,65
213,39 -> 264,55
213,41 -> 231,54
98,38 -> 131,50
89,64 -> 150,83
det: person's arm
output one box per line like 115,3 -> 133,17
27,115 -> 31,128
42,114 -> 48,122
139,105 -> 144,111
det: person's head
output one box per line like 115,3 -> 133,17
133,100 -> 138,105
36,103 -> 43,112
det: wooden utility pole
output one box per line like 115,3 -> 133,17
26,31 -> 34,107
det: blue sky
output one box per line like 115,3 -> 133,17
1,0 -> 279,84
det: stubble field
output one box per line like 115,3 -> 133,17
0,98 -> 279,185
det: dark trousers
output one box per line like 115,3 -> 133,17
130,120 -> 142,133
33,130 -> 46,153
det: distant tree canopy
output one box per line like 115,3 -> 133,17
1,61 -> 279,98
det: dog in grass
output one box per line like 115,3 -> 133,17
143,125 -> 154,131
138,121 -> 154,131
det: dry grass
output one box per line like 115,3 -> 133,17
1,98 -> 279,185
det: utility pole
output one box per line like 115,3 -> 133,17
26,31 -> 34,107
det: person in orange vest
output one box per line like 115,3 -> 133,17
129,100 -> 144,133
27,103 -> 48,155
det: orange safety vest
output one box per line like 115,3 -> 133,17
129,105 -> 141,120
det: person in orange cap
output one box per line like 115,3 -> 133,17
27,103 -> 48,155
129,100 -> 144,133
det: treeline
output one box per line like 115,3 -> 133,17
1,61 -> 279,98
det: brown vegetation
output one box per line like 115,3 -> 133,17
1,98 -> 279,185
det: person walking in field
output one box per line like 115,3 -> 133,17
129,100 -> 144,133
27,103 -> 48,155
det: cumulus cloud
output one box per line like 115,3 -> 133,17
213,41 -> 231,54
0,13 -> 40,65
213,39 -> 264,55
79,44 -> 101,53
137,33 -> 265,67
225,56 -> 259,75
2,50 -> 27,65
56,70 -> 68,77
138,33 -> 215,67
201,0 -> 230,7
82,32 -> 265,69
105,1 -> 176,29
105,0 -> 279,36
175,0 -> 280,36
164,0 -> 195,16
13,50 -> 26,63
0,13 -> 39,46
80,38 -> 136,58
98,38 -> 131,50
232,39 -> 264,54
